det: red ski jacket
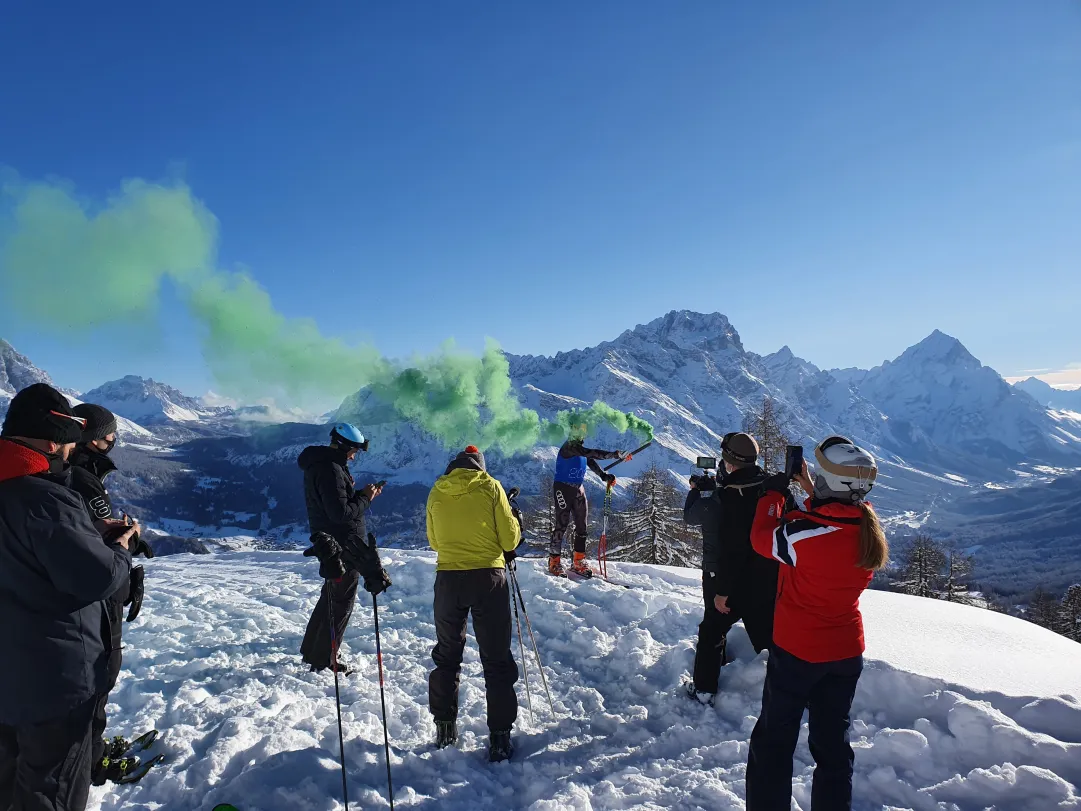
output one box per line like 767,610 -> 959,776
751,491 -> 873,663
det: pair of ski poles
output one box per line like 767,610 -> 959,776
326,536 -> 394,811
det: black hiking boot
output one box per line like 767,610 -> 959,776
488,730 -> 514,763
435,720 -> 458,749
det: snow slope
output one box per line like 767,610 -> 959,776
91,550 -> 1081,811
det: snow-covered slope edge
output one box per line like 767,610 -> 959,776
92,551 -> 1080,811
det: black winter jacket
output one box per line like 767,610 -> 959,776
69,446 -> 129,689
69,446 -> 117,520
0,439 -> 131,725
684,465 -> 777,599
298,445 -> 379,576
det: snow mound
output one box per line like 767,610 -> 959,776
92,552 -> 1080,810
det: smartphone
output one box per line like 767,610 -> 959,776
696,456 -> 717,470
784,445 -> 804,479
375,480 -> 388,488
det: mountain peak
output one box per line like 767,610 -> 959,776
622,310 -> 743,352
82,375 -> 219,424
0,338 -> 57,396
898,330 -> 980,368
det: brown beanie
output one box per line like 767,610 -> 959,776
721,432 -> 759,467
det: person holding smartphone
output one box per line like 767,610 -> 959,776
746,436 -> 889,811
298,423 -> 391,674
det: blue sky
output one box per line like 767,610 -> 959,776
1,1 -> 1079,396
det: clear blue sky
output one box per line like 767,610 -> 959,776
2,0 -> 1079,396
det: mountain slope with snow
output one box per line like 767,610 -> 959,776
90,550 -> 1081,810
81,375 -> 228,424
1015,376 -> 1081,413
835,331 -> 1081,472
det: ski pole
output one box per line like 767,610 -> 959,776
603,440 -> 652,472
507,562 -> 534,723
326,581 -> 350,811
598,482 -> 613,581
509,567 -> 554,714
371,593 -> 395,810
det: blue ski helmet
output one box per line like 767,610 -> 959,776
330,422 -> 369,451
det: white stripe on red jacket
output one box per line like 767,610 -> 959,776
751,491 -> 873,663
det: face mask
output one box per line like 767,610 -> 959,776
100,437 -> 117,455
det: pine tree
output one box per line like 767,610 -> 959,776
1059,584 -> 1081,642
741,395 -> 790,474
609,463 -> 700,567
1026,587 -> 1062,632
943,547 -> 977,605
520,471 -> 555,554
896,534 -> 947,599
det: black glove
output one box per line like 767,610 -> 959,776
363,567 -> 392,596
131,532 -> 154,559
605,473 -> 617,486
762,472 -> 791,495
125,565 -> 145,622
504,546 -> 518,564
304,533 -> 347,580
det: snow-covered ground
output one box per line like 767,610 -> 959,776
92,551 -> 1081,811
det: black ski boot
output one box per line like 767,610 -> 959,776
310,660 -> 353,676
488,730 -> 514,763
435,720 -> 458,749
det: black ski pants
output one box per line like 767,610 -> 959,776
90,587 -> 128,785
550,482 -> 588,556
746,646 -> 863,811
0,696 -> 98,811
300,570 -> 360,669
429,568 -> 518,733
693,573 -> 775,693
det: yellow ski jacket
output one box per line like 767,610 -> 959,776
426,468 -> 521,571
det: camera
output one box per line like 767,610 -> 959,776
690,456 -> 718,490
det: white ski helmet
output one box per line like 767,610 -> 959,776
812,436 -> 878,503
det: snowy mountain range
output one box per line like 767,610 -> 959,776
1015,375 -> 1081,413
2,310 -> 1080,594
81,375 -> 228,424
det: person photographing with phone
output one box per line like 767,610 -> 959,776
745,436 -> 889,811
298,423 -> 392,674
682,432 -> 775,702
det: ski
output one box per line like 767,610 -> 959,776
114,753 -> 166,784
126,730 -> 159,753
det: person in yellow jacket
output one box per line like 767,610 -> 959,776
426,445 -> 522,762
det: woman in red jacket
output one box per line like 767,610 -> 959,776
745,436 -> 889,811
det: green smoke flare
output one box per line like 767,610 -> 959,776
0,175 -> 653,451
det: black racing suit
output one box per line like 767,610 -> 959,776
549,441 -> 622,557
297,445 -> 381,670
683,464 -> 776,693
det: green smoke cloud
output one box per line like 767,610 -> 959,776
0,175 -> 653,451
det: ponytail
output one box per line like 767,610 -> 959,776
857,502 -> 889,571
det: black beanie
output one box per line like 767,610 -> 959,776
1,383 -> 85,444
73,403 -> 118,442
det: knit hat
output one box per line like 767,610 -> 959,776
721,432 -> 759,467
73,403 -> 118,442
445,444 -> 486,475
1,383 -> 85,444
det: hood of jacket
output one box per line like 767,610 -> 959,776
0,438 -> 51,483
297,444 -> 350,471
432,467 -> 491,496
